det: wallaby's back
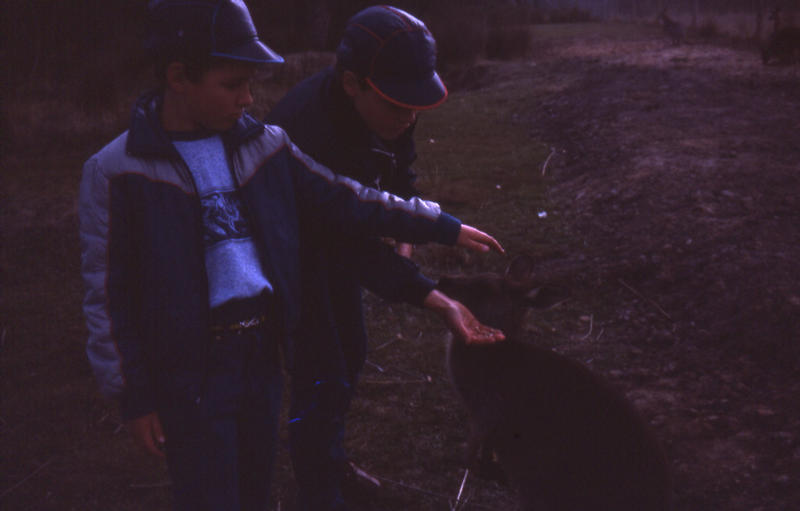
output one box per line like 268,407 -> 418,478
762,27 -> 800,64
447,339 -> 671,511
439,255 -> 672,511
660,11 -> 684,45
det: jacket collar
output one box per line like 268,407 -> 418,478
325,70 -> 372,149
126,89 -> 264,158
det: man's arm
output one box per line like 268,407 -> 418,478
335,237 -> 505,344
334,236 -> 436,305
280,130 -> 503,254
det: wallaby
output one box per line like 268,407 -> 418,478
660,10 -> 684,45
762,6 -> 800,64
438,255 -> 672,511
762,27 -> 800,64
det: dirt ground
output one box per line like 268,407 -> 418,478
495,30 -> 800,510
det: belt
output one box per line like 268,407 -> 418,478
210,314 -> 267,334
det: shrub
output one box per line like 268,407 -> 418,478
487,4 -> 547,25
549,7 -> 594,24
426,5 -> 487,71
696,18 -> 719,39
486,26 -> 531,60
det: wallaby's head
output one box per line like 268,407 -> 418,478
437,255 -> 564,340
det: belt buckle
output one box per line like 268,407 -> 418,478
236,317 -> 262,330
211,315 -> 265,340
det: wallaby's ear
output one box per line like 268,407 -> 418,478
505,254 -> 536,284
524,286 -> 567,309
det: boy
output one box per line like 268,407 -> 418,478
79,1 -> 503,510
267,6 -> 454,509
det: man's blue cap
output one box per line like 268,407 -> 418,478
146,0 -> 283,64
336,5 -> 447,110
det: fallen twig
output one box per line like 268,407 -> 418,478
364,359 -> 386,373
0,458 -> 53,499
580,314 -> 594,340
369,470 -> 508,510
129,480 -> 172,489
541,146 -> 556,176
618,278 -> 674,322
373,335 -> 402,352
374,475 -> 451,500
348,461 -> 382,487
450,468 -> 470,511
361,378 -> 431,385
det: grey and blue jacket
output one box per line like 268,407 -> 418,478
78,91 -> 460,420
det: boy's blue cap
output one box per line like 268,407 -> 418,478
146,0 -> 283,64
336,5 -> 447,110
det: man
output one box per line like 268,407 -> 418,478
78,1 -> 503,510
266,6 -> 455,510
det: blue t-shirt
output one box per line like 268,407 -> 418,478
172,134 -> 272,308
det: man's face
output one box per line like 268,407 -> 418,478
181,61 -> 258,132
345,76 -> 419,141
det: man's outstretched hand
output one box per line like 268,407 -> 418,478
424,289 -> 505,345
457,224 -> 505,255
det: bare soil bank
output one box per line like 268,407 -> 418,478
511,31 -> 800,511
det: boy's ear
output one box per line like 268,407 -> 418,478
165,62 -> 190,93
341,70 -> 361,98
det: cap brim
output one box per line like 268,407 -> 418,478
367,71 -> 448,110
211,38 -> 284,64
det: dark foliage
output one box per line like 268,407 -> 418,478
696,18 -> 720,39
549,7 -> 595,23
486,26 -> 532,60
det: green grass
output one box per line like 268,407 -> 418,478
414,82 -> 556,262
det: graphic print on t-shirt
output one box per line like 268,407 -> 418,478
200,190 -> 252,246
172,134 -> 272,307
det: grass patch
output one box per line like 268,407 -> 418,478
414,78 -> 559,264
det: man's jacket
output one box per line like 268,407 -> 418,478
267,67 -> 420,199
79,91 -> 461,420
266,67 -> 432,386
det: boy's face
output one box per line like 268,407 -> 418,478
178,60 -> 258,132
343,72 -> 418,141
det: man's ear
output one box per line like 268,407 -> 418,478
165,62 -> 190,93
341,70 -> 361,98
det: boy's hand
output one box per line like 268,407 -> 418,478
127,412 -> 166,458
457,225 -> 505,255
396,242 -> 413,258
424,289 -> 505,345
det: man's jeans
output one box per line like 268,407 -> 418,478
289,378 -> 354,511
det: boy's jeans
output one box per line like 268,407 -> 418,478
159,326 -> 283,511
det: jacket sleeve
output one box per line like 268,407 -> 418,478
79,157 -> 154,420
284,133 -> 462,246
337,237 -> 435,306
